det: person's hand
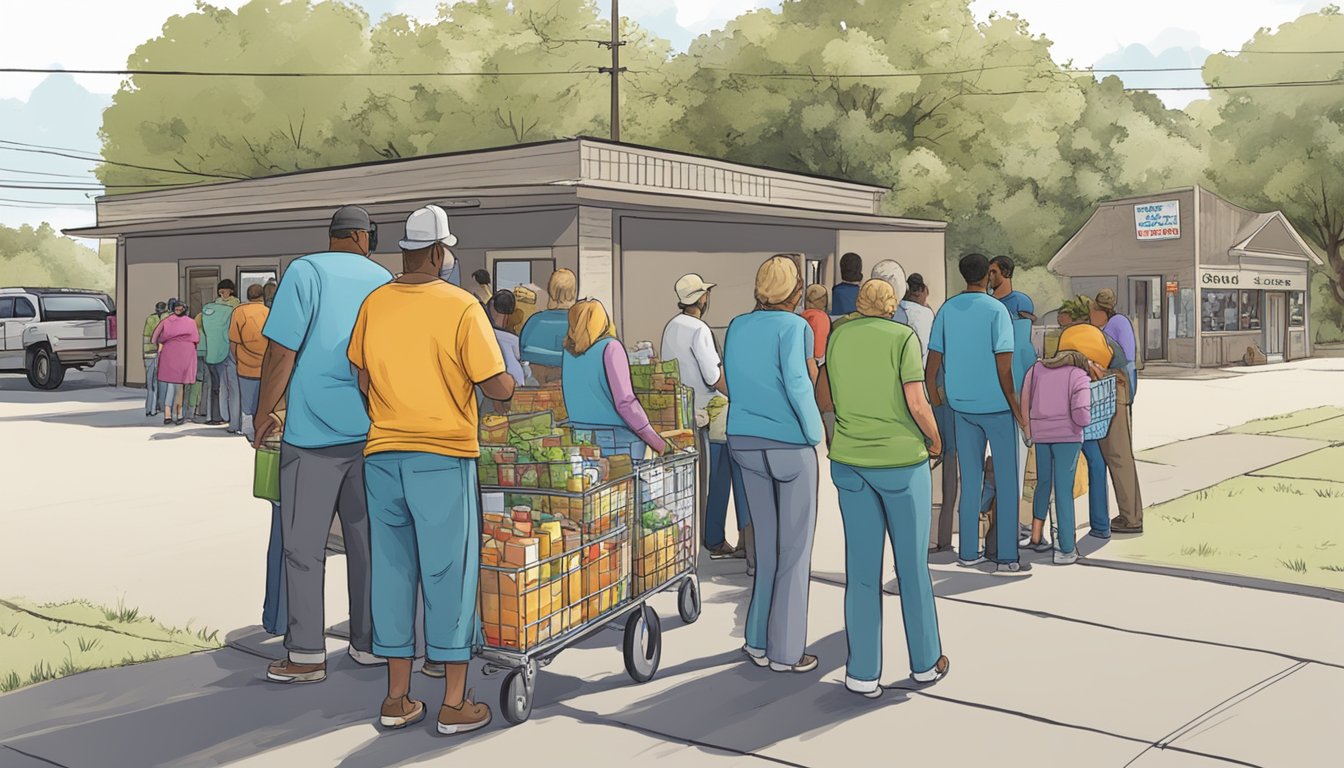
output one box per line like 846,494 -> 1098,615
253,412 -> 278,450
928,390 -> 943,409
1016,412 -> 1029,435
927,434 -> 943,460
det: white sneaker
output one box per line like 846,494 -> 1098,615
1019,534 -> 1052,552
769,654 -> 818,673
845,676 -> 882,699
957,556 -> 987,568
348,647 -> 386,666
1053,550 -> 1079,565
993,562 -> 1031,576
742,644 -> 768,667
911,656 -> 950,684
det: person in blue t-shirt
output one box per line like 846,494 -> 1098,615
927,253 -> 1029,575
831,251 -> 863,317
252,205 -> 393,684
984,255 -> 1039,555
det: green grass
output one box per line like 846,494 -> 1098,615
1102,475 -> 1344,592
0,597 -> 221,695
1251,445 -> 1344,484
1225,406 -> 1344,436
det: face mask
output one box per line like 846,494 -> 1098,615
367,223 -> 379,254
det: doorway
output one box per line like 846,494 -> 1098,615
1265,292 -> 1286,362
185,266 -> 221,317
1129,275 -> 1165,365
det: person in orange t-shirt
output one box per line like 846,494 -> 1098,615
228,283 -> 271,424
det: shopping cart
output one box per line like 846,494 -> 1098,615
632,452 -> 701,621
475,448 -> 700,726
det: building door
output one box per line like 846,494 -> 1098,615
1265,292 -> 1286,361
1130,275 -> 1165,364
185,266 -> 220,317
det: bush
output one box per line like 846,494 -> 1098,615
0,223 -> 113,291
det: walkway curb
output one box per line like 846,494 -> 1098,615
1077,556 -> 1344,604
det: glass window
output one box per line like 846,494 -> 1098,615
39,295 -> 112,321
1289,291 -> 1305,327
13,297 -> 35,318
1171,288 -> 1194,338
1202,289 -> 1237,332
494,261 -> 532,293
1238,290 -> 1262,331
0,298 -> 12,319
238,270 -> 277,302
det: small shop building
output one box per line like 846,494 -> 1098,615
1049,186 -> 1319,368
66,137 -> 946,388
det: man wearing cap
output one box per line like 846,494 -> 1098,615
1089,290 -> 1144,534
199,279 -> 243,432
254,205 -> 391,683
1092,289 -> 1138,403
350,204 -> 514,734
142,300 -> 169,416
661,274 -> 751,562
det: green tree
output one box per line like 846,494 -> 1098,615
653,0 -> 1202,264
96,0 -> 675,188
0,224 -> 113,290
1201,7 -> 1344,307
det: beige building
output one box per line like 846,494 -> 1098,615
1050,187 -> 1320,367
67,137 -> 947,387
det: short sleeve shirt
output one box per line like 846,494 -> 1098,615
826,317 -> 928,468
928,292 -> 1014,414
263,251 -> 392,448
660,313 -> 722,409
349,280 -> 506,458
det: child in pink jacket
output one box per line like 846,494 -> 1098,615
1021,350 -> 1092,564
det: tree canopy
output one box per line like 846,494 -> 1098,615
0,224 -> 113,291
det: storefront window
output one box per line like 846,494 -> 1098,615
1170,288 -> 1194,338
1289,291 -> 1305,327
1202,290 -> 1237,332
1238,290 -> 1262,331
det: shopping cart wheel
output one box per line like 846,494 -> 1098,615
500,662 -> 535,725
677,578 -> 701,624
623,605 -> 662,683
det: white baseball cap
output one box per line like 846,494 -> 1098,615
399,205 -> 459,250
674,273 -> 716,304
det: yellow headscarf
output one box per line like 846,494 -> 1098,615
565,299 -> 617,356
1058,324 -> 1113,368
508,285 -> 538,335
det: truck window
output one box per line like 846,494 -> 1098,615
13,297 -> 36,318
0,298 -> 12,319
39,295 -> 112,321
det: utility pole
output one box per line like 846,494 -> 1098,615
598,0 -> 627,141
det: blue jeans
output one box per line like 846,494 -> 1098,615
832,461 -> 942,682
365,452 -> 480,663
705,441 -> 750,548
1033,443 -> 1083,554
144,355 -> 167,413
954,410 -> 1021,564
239,375 -> 261,416
932,404 -> 958,547
262,502 -> 288,635
206,355 -> 242,431
1082,440 -> 1110,537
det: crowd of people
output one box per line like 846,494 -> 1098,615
145,204 -> 1146,733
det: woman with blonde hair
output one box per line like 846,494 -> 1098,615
560,299 -> 668,459
725,254 -> 824,675
816,279 -> 949,696
522,269 -> 579,385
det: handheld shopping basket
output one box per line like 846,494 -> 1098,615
476,447 -> 700,726
1082,375 -> 1118,442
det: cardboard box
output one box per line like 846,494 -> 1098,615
504,539 -> 538,569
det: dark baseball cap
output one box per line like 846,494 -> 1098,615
329,205 -> 372,233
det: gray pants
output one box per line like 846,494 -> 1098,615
730,440 -> 818,666
206,355 -> 242,431
279,441 -> 373,662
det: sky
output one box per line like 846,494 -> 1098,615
0,0 -> 1332,237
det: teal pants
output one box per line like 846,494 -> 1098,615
1033,443 -> 1082,555
831,461 -> 942,682
365,452 -> 480,663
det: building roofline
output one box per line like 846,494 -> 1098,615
1234,212 -> 1324,266
1091,186 -> 1199,207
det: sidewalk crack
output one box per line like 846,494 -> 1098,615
2,744 -> 70,768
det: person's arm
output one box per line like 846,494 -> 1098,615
781,322 -> 824,446
925,350 -> 944,409
1070,370 -> 1092,428
712,366 -> 728,396
459,302 -> 514,402
602,342 -> 667,453
905,381 -> 941,458
815,364 -> 834,415
997,352 -> 1024,431
1020,367 -> 1035,443
254,262 -> 316,448
691,325 -> 724,394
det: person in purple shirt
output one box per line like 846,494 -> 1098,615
560,299 -> 668,459
1091,289 -> 1138,401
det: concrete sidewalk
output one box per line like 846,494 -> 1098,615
2,555 -> 1340,768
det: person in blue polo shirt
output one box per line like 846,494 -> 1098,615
926,253 -> 1030,575
983,255 -> 1038,555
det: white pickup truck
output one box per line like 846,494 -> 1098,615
0,287 -> 117,390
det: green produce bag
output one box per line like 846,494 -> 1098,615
254,447 -> 281,502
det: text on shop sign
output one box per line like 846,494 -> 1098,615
1135,200 -> 1181,241
1198,269 -> 1305,291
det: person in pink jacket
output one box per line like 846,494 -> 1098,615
1021,350 -> 1092,565
150,299 -> 200,425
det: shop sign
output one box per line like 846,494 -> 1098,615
1198,268 -> 1305,291
1165,281 -> 1178,294
1135,200 -> 1181,240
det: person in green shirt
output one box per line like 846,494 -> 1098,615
198,280 -> 243,431
815,278 -> 948,699
142,301 -> 168,416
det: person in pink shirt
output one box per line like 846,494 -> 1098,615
150,298 -> 200,425
1020,350 -> 1092,564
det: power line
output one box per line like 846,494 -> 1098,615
1220,48 -> 1344,55
0,142 -> 247,181
0,198 -> 95,207
0,66 -> 605,78
0,180 -> 200,189
0,166 -> 95,179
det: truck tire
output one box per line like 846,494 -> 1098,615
26,344 -> 65,390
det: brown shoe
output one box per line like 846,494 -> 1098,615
706,542 -> 736,559
266,658 -> 326,684
437,690 -> 492,735
379,695 -> 426,729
